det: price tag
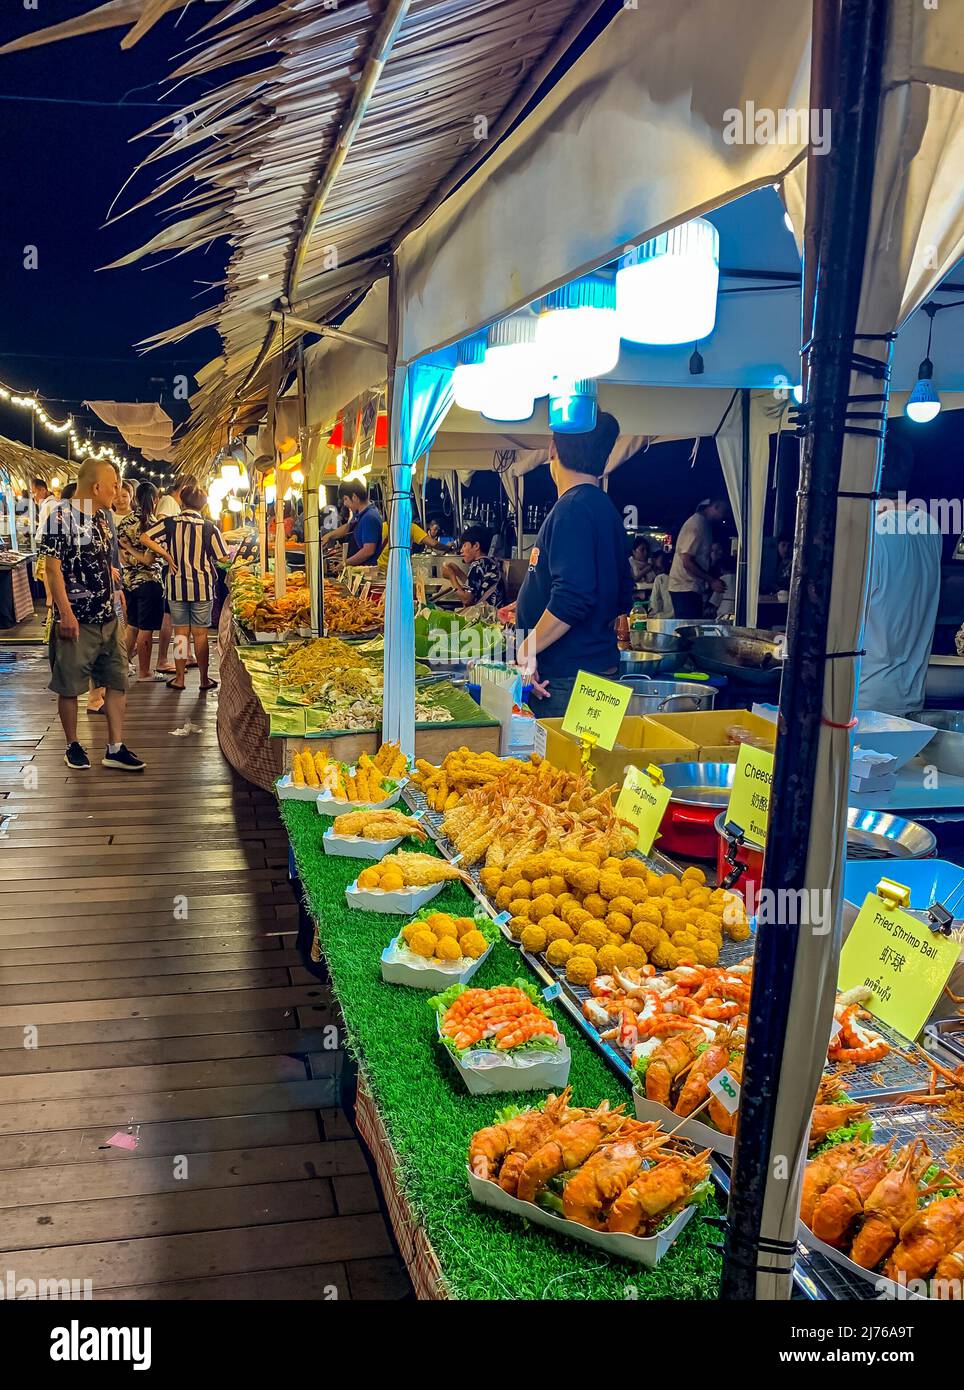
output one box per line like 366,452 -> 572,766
561,670 -> 632,751
532,721 -> 548,757
725,743 -> 775,848
838,891 -> 960,1041
615,765 -> 672,856
542,982 -> 562,1001
493,911 -> 511,927
707,1068 -> 741,1114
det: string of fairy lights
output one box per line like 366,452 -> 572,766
0,379 -> 175,484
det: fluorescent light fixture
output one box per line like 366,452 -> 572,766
536,274 -> 619,380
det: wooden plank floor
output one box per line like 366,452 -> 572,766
0,644 -> 410,1300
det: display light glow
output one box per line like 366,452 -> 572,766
452,334 -> 491,412
536,275 -> 619,380
905,373 -> 941,423
482,312 -> 548,420
616,217 -> 719,345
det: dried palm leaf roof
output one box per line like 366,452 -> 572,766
0,435 -> 76,488
2,0 -> 606,470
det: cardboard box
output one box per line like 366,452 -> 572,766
540,716 -> 698,790
646,709 -> 777,763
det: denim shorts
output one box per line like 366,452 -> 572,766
168,598 -> 213,628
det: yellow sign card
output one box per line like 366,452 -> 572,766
561,670 -> 632,751
838,892 -> 961,1041
616,765 -> 673,856
725,743 -> 775,847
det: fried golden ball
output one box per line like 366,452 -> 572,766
577,920 -> 610,950
633,901 -> 663,928
620,942 -> 648,969
529,893 -> 556,922
582,892 -> 607,919
508,898 -> 533,920
620,859 -> 648,880
565,953 -> 597,986
630,921 -> 660,953
609,894 -> 636,918
663,909 -> 688,936
694,939 -> 720,965
510,879 -> 532,900
520,924 -> 548,954
597,943 -> 629,975
681,866 -> 707,886
545,938 -> 574,968
542,915 -> 573,943
508,915 -> 528,941
408,929 -> 438,958
494,886 -> 515,911
460,930 -> 490,959
479,867 -> 503,896
435,935 -> 463,962
569,941 -> 599,964
547,874 -> 568,898
598,871 -> 624,902
605,910 -> 632,938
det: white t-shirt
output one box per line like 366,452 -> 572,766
858,504 -> 942,716
669,511 -> 712,593
648,572 -> 673,617
156,495 -> 180,519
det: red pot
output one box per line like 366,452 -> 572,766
657,801 -> 719,859
714,811 -> 765,905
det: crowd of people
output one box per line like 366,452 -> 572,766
34,461 -> 229,771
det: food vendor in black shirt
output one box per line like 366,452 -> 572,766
515,411 -> 634,717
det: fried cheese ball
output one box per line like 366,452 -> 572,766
569,941 -> 599,965
633,901 -> 663,929
605,911 -> 632,938
520,924 -> 548,955
509,899 -> 533,920
620,942 -> 648,969
547,874 -> 568,898
597,943 -> 628,974
460,930 -> 490,959
546,938 -> 574,968
531,876 -> 552,898
630,921 -> 661,953
529,893 -> 556,922
495,886 -> 515,911
598,871 -> 623,902
479,867 -> 503,897
582,892 -> 607,919
663,909 -> 688,936
620,858 -> 648,880
565,863 -> 599,897
650,939 -> 679,969
618,880 -> 647,905
542,915 -> 572,943
510,879 -> 532,900
408,929 -> 438,958
565,953 -> 597,986
454,916 -> 477,936
681,865 -> 707,886
694,938 -> 720,965
576,920 -> 610,950
563,903 -> 590,929
609,894 -> 636,918
433,919 -> 459,940
508,915 -> 528,941
436,935 -> 463,962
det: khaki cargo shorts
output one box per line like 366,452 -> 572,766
48,619 -> 128,698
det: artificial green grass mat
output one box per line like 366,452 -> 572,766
281,799 -> 723,1300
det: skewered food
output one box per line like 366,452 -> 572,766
433,981 -> 561,1052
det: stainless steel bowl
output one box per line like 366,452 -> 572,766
690,633 -> 784,686
632,631 -> 687,655
621,680 -> 717,716
658,761 -> 734,807
845,809 -> 936,860
913,709 -> 964,777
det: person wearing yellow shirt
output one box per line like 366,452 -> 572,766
376,519 -> 447,567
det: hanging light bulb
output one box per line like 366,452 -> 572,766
227,496 -> 243,513
548,378 -> 598,433
481,313 -> 547,421
290,468 -> 305,486
220,462 -> 242,487
905,305 -> 942,424
264,484 -> 277,505
452,334 -> 491,412
616,217 -> 720,345
535,274 -> 619,380
50,475 -> 62,489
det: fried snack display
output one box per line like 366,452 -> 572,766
414,750 -> 590,812
394,911 -> 494,967
488,857 -> 750,976
323,581 -> 384,635
278,637 -> 378,703
290,748 -> 403,801
232,569 -> 310,632
356,851 -> 462,891
331,808 -> 426,842
467,1092 -> 712,1235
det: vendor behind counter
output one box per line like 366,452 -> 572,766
515,411 -> 634,717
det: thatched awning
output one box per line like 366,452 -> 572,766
2,0 -> 605,469
0,435 -> 76,488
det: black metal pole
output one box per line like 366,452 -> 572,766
721,0 -> 889,1299
735,388 -> 751,625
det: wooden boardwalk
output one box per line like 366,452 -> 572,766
0,644 -> 409,1300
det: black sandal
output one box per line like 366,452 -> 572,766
165,679 -> 185,690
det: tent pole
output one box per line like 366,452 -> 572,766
735,388 -> 750,625
720,0 -> 889,1300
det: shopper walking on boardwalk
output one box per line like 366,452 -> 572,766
118,480 -> 166,681
38,458 -> 146,771
141,483 -> 229,692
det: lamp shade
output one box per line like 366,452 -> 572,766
536,274 -> 619,380
548,378 -> 598,433
453,334 -> 490,412
905,367 -> 941,423
616,217 -> 719,345
484,312 -> 550,404
221,462 -> 242,486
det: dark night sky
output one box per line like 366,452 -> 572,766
0,1 -> 958,529
0,1 -> 224,462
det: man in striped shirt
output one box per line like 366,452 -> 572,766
141,484 -> 229,692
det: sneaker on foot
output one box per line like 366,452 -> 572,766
101,745 -> 146,772
64,742 -> 90,770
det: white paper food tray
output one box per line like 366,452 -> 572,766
633,1091 -> 734,1157
380,935 -> 492,989
276,774 -> 323,802
798,1224 -> 928,1301
323,828 -> 404,860
316,777 -> 408,816
254,630 -> 284,643
437,1016 -> 570,1095
467,1166 -> 695,1266
347,877 -> 444,915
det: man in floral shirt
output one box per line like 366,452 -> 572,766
38,459 -> 145,772
441,525 -> 506,609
